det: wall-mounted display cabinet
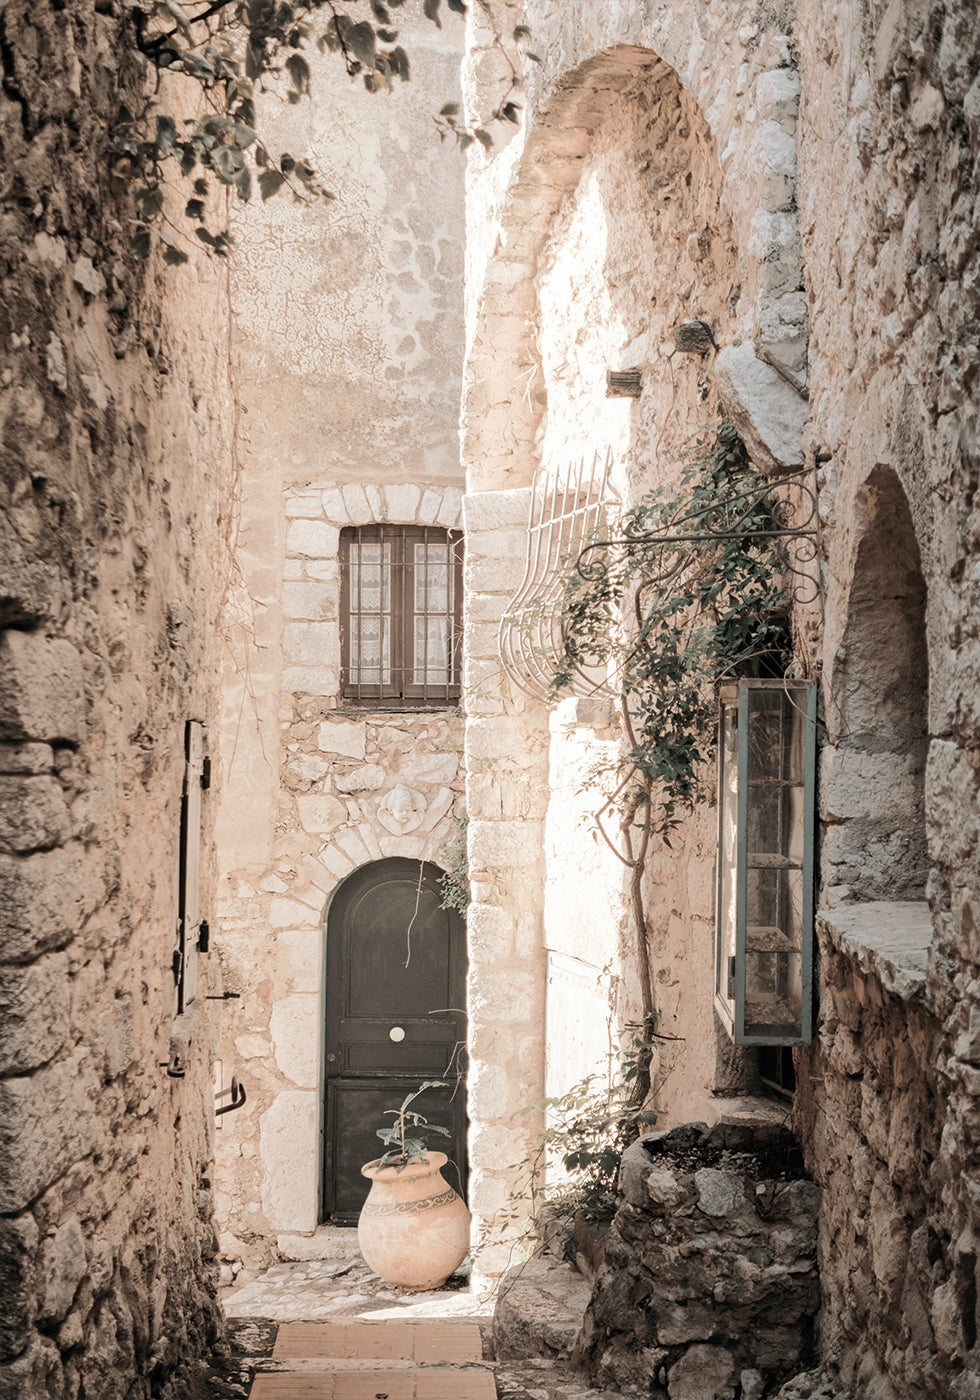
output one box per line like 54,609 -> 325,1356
715,678 -> 817,1045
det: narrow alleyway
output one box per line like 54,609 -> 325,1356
210,1243 -> 632,1400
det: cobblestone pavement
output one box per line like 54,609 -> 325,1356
203,1253 -> 631,1400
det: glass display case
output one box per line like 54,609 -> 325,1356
715,678 -> 817,1044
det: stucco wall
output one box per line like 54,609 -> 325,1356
0,4 -> 235,1395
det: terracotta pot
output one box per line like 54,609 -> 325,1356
357,1151 -> 470,1290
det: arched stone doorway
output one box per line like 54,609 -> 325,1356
321,857 -> 468,1223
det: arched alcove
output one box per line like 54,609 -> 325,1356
826,466 -> 929,899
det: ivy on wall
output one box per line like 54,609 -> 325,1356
553,422 -> 793,1096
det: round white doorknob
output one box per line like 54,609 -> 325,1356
389,1026 -> 406,1042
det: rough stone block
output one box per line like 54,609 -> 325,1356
260,1092 -> 318,1232
317,720 -> 366,759
463,489 -> 533,533
270,994 -> 319,1088
334,763 -> 385,793
0,848 -> 86,963
0,516 -> 60,627
0,776 -> 70,854
295,793 -> 346,834
38,1217 -> 86,1324
0,953 -> 70,1073
285,519 -> 339,559
469,819 -> 543,869
0,1053 -> 90,1212
714,342 -> 807,473
0,1214 -> 38,1361
0,744 -> 53,775
399,752 -> 459,785
667,1343 -> 736,1400
0,633 -> 85,744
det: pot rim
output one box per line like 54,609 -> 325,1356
361,1149 -> 448,1181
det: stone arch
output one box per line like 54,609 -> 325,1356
824,465 -> 929,900
464,35 -> 807,490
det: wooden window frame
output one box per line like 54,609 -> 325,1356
340,524 -> 463,709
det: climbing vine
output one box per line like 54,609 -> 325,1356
553,422 -> 793,1097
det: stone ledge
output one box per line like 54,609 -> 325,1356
816,900 -> 932,1003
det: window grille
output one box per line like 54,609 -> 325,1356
498,449 -> 616,702
340,525 -> 463,708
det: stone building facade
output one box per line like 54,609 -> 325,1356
2,0 -> 979,1397
460,0 -> 980,1396
0,3 -> 235,1396
212,10 -> 469,1269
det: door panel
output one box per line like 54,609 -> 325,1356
322,858 -> 467,1224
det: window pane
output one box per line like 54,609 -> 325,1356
415,543 -> 452,612
351,615 -> 391,685
351,542 -> 390,612
717,701 -> 738,1005
415,615 -> 451,685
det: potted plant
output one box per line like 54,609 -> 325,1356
357,1081 -> 471,1291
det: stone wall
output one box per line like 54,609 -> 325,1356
576,1123 -> 821,1398
214,5 -> 468,1271
464,1 -> 980,1391
793,0 -> 980,1394
0,3 -> 234,1395
460,0 -> 811,1279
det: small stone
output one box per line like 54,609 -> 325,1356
741,1368 -> 766,1400
695,1167 -> 740,1217
667,1343 -> 736,1400
72,256 -> 106,297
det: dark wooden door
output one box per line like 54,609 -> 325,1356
322,858 -> 468,1224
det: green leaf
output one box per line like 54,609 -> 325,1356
285,52 -> 311,94
258,169 -> 286,201
233,123 -> 257,148
447,0 -> 466,12
161,0 -> 192,33
234,165 -> 252,201
346,21 -> 377,69
182,51 -> 216,80
155,114 -> 178,154
211,145 -> 244,184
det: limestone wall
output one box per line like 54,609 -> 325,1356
793,1 -> 980,1394
215,5 -> 467,1270
0,3 -> 235,1395
460,0 -> 810,1277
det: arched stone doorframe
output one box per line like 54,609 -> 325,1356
460,18 -> 810,1280
463,23 -> 810,495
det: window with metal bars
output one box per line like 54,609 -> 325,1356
340,525 -> 463,708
